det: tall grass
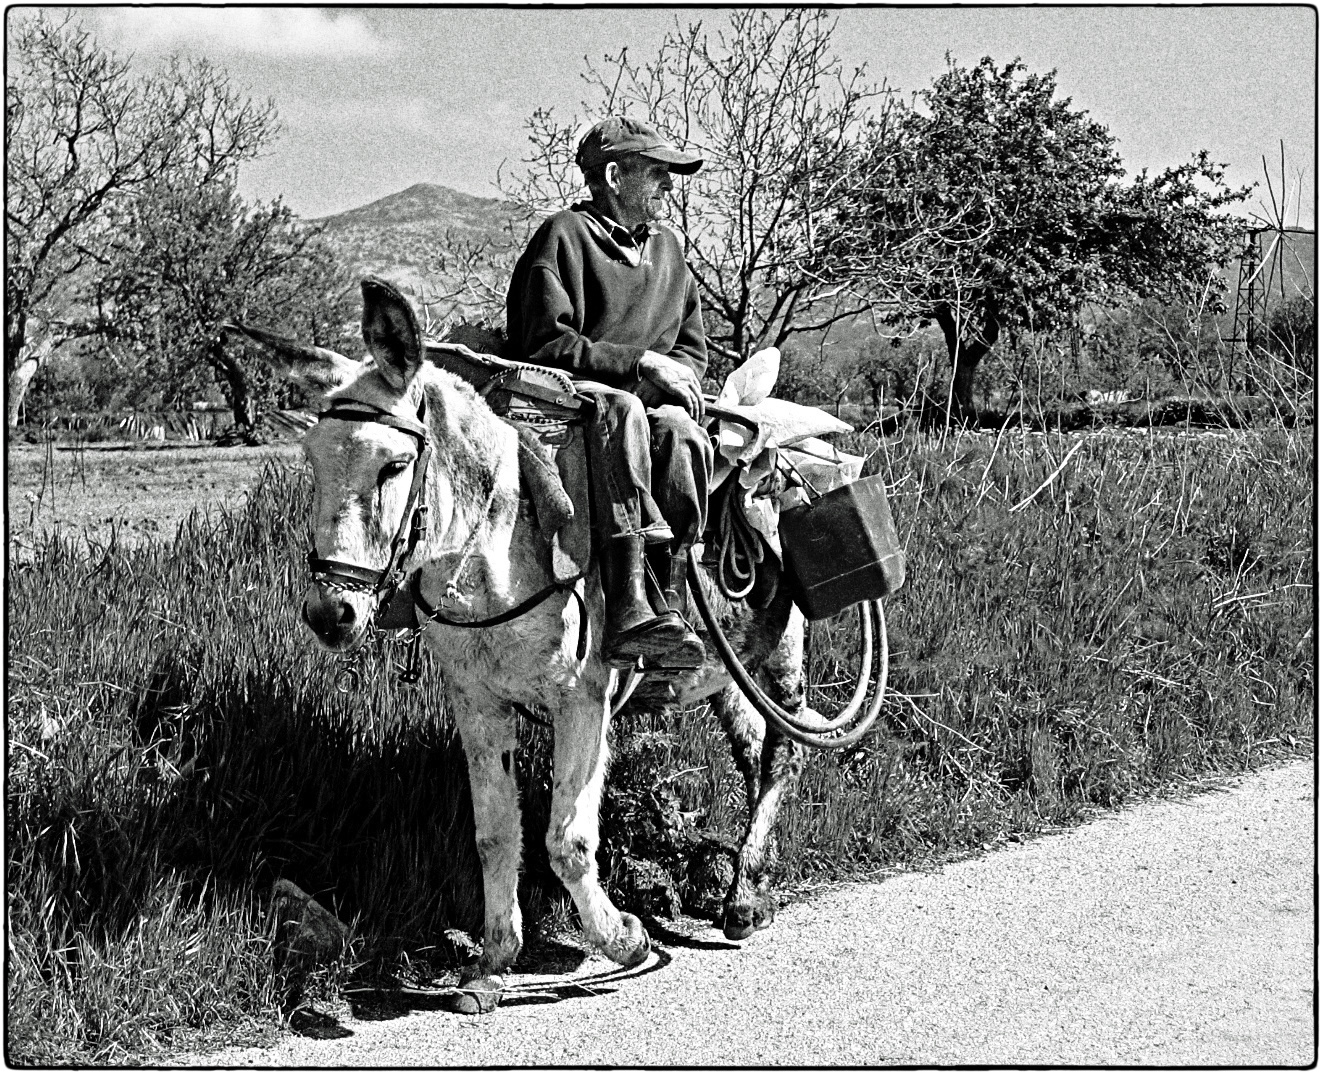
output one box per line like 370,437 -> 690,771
8,427 -> 1314,1061
8,466 -> 488,1063
633,424 -> 1313,881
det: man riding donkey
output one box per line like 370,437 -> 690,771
506,116 -> 712,672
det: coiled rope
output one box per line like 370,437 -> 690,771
691,543 -> 889,750
715,480 -> 764,600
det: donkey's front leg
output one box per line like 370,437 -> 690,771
545,691 -> 651,968
446,681 -> 523,1015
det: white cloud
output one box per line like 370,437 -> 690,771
90,8 -> 393,59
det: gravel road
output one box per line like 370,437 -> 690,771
190,760 -> 1314,1067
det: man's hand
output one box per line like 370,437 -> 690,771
637,351 -> 705,421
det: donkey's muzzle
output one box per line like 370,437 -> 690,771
302,584 -> 368,651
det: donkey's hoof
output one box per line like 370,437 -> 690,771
601,912 -> 651,968
723,894 -> 776,940
445,971 -> 504,1015
722,909 -> 756,941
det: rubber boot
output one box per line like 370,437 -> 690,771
647,546 -> 706,670
601,536 -> 684,668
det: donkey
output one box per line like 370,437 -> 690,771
234,278 -> 808,1014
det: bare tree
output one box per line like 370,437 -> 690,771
422,229 -> 522,330
498,10 -> 899,379
4,12 -> 276,426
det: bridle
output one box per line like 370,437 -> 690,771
307,397 -> 434,611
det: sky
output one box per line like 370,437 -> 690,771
75,5 -> 1317,227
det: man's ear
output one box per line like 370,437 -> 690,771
603,160 -> 623,195
361,276 -> 424,391
222,322 -> 357,400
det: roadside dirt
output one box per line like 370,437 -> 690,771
6,440 -> 303,559
180,761 -> 1314,1067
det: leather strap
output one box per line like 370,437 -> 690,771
410,570 -> 589,661
307,553 -> 381,592
318,403 -> 430,441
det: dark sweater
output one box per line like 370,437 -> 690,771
505,204 -> 707,387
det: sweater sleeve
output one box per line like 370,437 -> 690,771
667,271 -> 708,382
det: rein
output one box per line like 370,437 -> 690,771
410,569 -> 588,661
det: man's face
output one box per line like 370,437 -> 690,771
613,157 -> 674,224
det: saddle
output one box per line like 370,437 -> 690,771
424,341 -> 772,597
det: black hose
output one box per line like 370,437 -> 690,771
687,548 -> 889,750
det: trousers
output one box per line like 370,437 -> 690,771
575,382 -> 713,549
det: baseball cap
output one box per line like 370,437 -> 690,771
575,116 -> 703,175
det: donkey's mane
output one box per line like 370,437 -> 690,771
419,364 -> 515,522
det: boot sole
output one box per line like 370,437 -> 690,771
604,614 -> 686,667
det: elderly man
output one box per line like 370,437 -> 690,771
506,116 -> 713,670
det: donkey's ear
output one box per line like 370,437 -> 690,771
223,322 -> 357,399
361,277 -> 424,390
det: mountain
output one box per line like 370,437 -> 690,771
314,183 -> 519,315
319,182 -> 509,234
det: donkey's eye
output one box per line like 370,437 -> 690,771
378,460 -> 411,485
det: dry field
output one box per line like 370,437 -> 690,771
7,440 -> 304,559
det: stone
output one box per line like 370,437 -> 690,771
619,855 -> 683,919
269,878 -> 350,970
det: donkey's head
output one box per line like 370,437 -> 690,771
229,278 -> 439,651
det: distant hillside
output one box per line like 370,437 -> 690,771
314,183 -> 521,317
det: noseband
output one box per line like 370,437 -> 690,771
307,397 -> 433,609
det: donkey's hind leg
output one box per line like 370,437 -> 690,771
446,682 -> 523,1014
714,610 -> 808,941
545,691 -> 651,969
716,678 -> 764,817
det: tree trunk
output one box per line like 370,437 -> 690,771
7,354 -> 42,429
6,320 -> 54,429
834,384 -> 850,419
869,382 -> 884,418
214,343 -> 258,439
934,297 -> 1001,424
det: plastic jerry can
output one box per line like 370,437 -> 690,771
779,473 -> 906,620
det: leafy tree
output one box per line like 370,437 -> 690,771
4,11 -> 277,426
498,10 -> 899,379
823,56 -> 1250,419
106,176 -> 354,437
852,335 -> 940,414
